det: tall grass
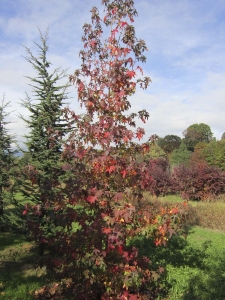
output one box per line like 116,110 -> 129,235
148,194 -> 225,232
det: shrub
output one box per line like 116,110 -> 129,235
172,163 -> 225,200
148,158 -> 172,197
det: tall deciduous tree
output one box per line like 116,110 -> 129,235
202,140 -> 225,171
189,141 -> 207,165
158,135 -> 181,153
183,123 -> 213,151
29,1 -> 184,299
170,142 -> 192,167
0,97 -> 16,231
144,143 -> 167,160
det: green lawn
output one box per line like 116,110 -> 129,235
1,226 -> 225,299
1,192 -> 225,299
132,226 -> 225,299
0,232 -> 47,300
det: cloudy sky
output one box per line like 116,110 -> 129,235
1,0 -> 225,147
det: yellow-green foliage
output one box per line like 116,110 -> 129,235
144,144 -> 167,160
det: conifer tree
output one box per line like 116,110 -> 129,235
0,96 -> 16,231
19,30 -> 71,235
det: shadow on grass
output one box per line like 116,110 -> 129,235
182,249 -> 225,300
0,232 -> 27,250
0,232 -> 47,299
132,230 -> 225,300
1,203 -> 27,233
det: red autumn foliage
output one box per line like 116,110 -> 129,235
25,1 -> 186,299
147,158 -> 173,197
172,163 -> 225,200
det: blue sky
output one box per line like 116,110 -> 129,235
1,0 -> 225,146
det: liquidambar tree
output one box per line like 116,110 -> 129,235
29,1 -> 185,299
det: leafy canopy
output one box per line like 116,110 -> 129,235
25,1 -> 185,299
158,135 -> 181,154
183,123 -> 213,151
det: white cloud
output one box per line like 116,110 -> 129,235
1,0 -> 225,146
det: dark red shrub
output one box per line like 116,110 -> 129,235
148,158 -> 172,197
172,163 -> 225,200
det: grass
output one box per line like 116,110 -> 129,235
166,227 -> 225,299
132,226 -> 225,299
0,232 -> 47,300
1,193 -> 225,299
148,194 -> 225,232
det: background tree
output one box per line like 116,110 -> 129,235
221,132 -> 225,140
189,141 -> 207,165
135,135 -> 167,162
201,140 -> 225,171
158,134 -> 181,153
144,143 -> 167,160
183,123 -> 213,151
170,142 -> 192,167
0,96 -> 16,231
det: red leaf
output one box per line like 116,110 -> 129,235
142,143 -> 150,154
106,165 -> 116,174
111,28 -> 119,38
112,7 -> 117,15
118,245 -> 123,255
102,227 -> 112,235
113,192 -> 123,201
121,21 -> 128,27
121,169 -> 127,178
136,66 -> 143,75
126,70 -> 136,79
122,251 -> 129,261
136,132 -> 143,141
22,210 -> 27,215
104,132 -> 110,138
123,48 -> 131,56
87,196 -> 97,204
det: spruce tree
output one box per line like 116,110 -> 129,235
0,96 -> 16,231
19,30 -> 71,242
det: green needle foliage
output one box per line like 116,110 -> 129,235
18,30 -> 72,245
0,96 -> 17,231
21,29 -> 70,163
